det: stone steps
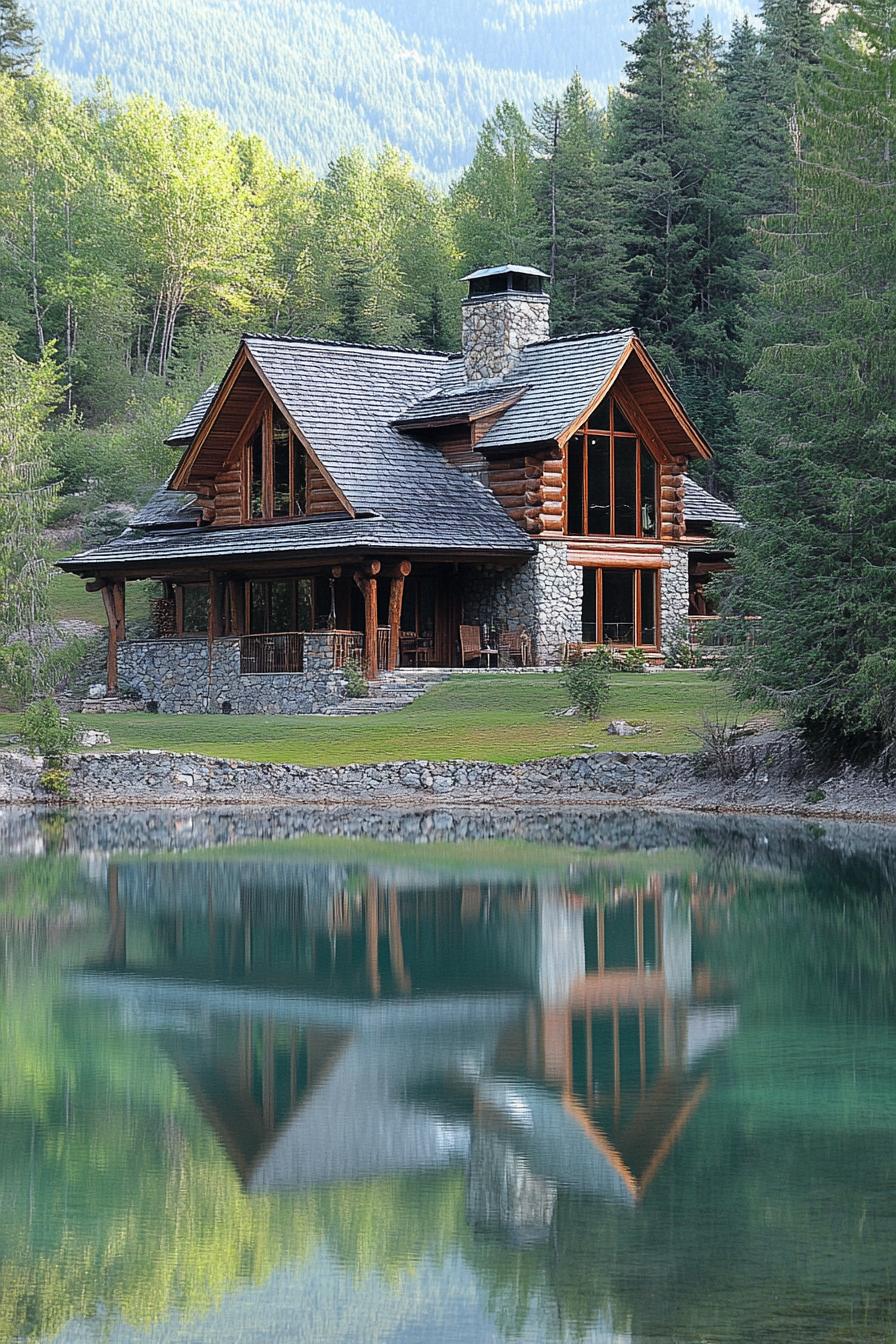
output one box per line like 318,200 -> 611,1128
80,695 -> 142,714
322,666 -> 452,716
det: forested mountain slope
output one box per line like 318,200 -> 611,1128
30,0 -> 754,175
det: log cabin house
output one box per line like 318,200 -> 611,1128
58,265 -> 741,714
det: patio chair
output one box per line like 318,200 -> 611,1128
459,628 -> 502,672
400,631 -> 432,668
498,629 -> 531,667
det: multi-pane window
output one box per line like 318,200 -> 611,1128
566,398 -> 658,537
581,567 -> 658,647
247,578 -> 313,633
246,406 -> 307,520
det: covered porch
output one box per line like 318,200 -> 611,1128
87,550 -> 535,712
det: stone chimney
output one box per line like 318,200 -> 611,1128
461,264 -> 550,384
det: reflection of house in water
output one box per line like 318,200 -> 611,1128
82,858 -> 737,1237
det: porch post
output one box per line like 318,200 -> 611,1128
98,580 -> 125,693
353,561 -> 381,682
208,572 -> 223,641
386,560 -> 412,671
226,576 -> 244,635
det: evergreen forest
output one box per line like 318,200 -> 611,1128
1,0 -> 895,755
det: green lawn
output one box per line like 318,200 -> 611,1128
0,671 -> 748,765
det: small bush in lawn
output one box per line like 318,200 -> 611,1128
620,647 -> 647,673
343,658 -> 369,698
19,698 -> 77,763
561,655 -> 611,720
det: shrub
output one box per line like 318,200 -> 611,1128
620,647 -> 647,673
38,766 -> 71,798
0,637 -> 90,711
664,621 -> 702,669
19,698 -> 77,763
343,658 -> 369,698
561,655 -> 611,720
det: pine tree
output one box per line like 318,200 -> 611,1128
680,18 -> 748,475
726,0 -> 896,753
608,0 -> 746,472
536,74 -> 634,336
451,102 -> 542,269
722,19 -> 787,220
607,0 -> 701,371
752,0 -> 822,212
0,0 -> 37,78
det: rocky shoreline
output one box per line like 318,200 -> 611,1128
0,734 -> 894,824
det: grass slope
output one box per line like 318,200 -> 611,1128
47,549 -> 154,628
0,672 -> 745,765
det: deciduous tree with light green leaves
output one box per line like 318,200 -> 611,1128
0,326 -> 62,703
451,101 -> 543,270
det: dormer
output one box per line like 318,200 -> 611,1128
168,340 -> 349,526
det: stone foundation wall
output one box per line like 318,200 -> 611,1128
660,547 -> 690,654
463,542 -> 582,665
117,633 -> 346,715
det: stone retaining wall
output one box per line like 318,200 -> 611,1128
1,747 -> 694,806
118,632 -> 347,714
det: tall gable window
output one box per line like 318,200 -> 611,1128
566,398 -> 657,538
245,406 -> 307,521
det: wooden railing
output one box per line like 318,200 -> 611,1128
329,630 -> 364,669
240,632 -> 305,674
376,626 -> 391,671
687,615 -> 720,646
238,629 -> 367,673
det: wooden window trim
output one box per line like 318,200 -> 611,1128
586,566 -> 659,650
242,401 -> 308,524
565,397 -> 658,541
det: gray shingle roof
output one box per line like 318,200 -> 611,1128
683,477 -> 743,528
132,482 -> 201,529
165,385 -> 217,444
468,329 -> 635,451
60,509 -> 532,572
392,383 -> 528,426
242,336 -> 531,547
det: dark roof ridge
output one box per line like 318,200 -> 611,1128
242,332 -> 452,359
525,326 -> 637,351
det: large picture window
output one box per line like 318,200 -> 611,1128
246,406 -> 307,521
581,567 -> 658,647
566,398 -> 657,538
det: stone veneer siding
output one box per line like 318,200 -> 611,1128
465,542 -> 692,663
463,541 -> 582,665
660,546 -> 690,654
461,293 -> 551,383
117,632 -> 347,714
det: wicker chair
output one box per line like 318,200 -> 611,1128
498,629 -> 531,666
459,624 -> 485,666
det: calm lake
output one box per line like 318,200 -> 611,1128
1,804 -> 894,1344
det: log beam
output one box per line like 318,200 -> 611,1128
353,569 -> 379,681
100,580 -> 125,693
386,561 -> 411,671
